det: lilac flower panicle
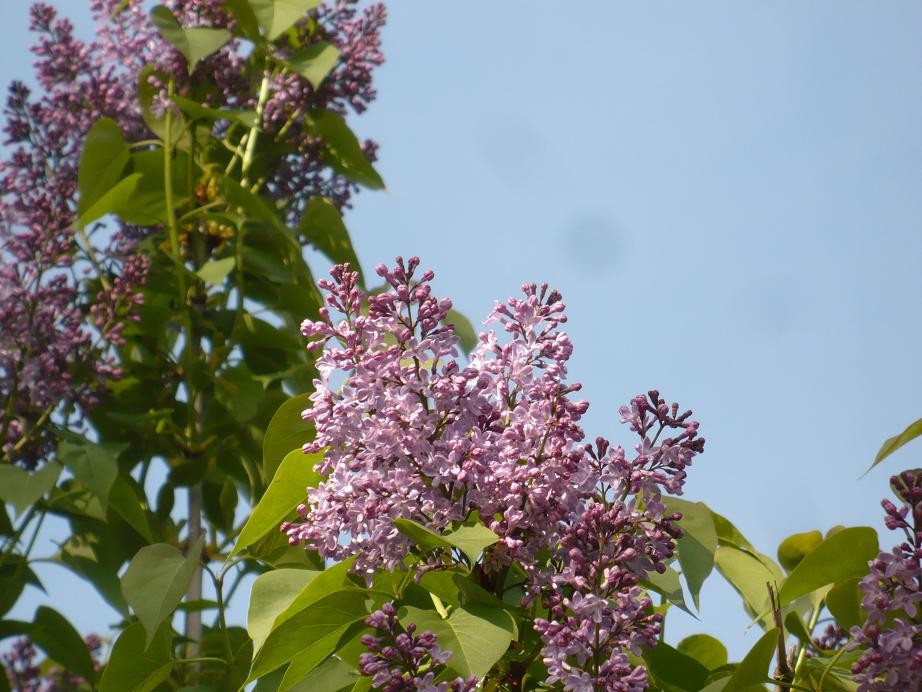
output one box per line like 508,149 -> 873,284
850,469 -> 922,690
284,259 -> 706,689
532,390 -> 702,691
282,259 -> 598,573
359,603 -> 477,692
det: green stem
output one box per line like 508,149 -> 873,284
205,564 -> 235,663
240,70 -> 271,187
0,506 -> 37,568
163,78 -> 186,306
793,601 -> 824,674
176,657 -> 228,667
74,225 -> 111,292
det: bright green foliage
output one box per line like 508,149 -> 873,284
150,6 -> 231,72
777,530 -> 823,572
121,535 -> 206,646
778,527 -> 878,606
99,622 -> 174,692
398,605 -> 517,678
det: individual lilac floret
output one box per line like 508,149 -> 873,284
282,258 -> 596,574
531,392 -> 704,691
359,602 -> 477,692
850,469 -> 922,690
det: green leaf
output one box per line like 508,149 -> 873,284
642,565 -> 694,616
298,197 -> 362,285
76,173 -> 143,228
445,309 -> 477,355
58,440 -> 120,512
642,640 -> 710,691
826,577 -> 865,632
778,527 -> 878,606
0,462 -> 61,517
29,606 -> 95,681
248,590 -> 368,680
150,6 -> 230,72
137,66 -> 189,147
77,118 -> 130,217
777,530 -> 824,572
248,569 -> 320,652
223,0 -> 261,40
249,0 -> 321,40
118,148 -> 193,225
714,545 -> 783,629
0,557 -> 42,617
665,497 -> 718,611
215,364 -> 264,422
171,95 -> 257,128
99,621 -> 173,692
121,535 -> 205,646
784,610 -> 812,646
108,475 -> 157,543
677,633 -> 728,671
286,42 -> 340,89
443,523 -> 500,566
231,448 -> 323,558
221,176 -> 287,233
197,257 -> 236,286
721,627 -> 779,691
287,656 -> 355,692
709,508 -> 755,551
273,558 -> 357,629
393,519 -> 499,567
262,393 -> 315,480
305,110 -> 385,190
869,416 -> 922,472
398,605 -> 516,678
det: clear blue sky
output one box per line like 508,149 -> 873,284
3,1 -> 922,660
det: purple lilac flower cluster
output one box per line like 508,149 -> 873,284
0,0 -> 384,466
2,634 -> 102,691
283,259 -> 706,689
359,602 -> 477,691
283,258 -> 596,573
850,469 -> 922,690
532,394 -> 702,691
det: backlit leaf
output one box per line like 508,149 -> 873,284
121,535 -> 205,646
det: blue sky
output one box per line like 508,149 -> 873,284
3,1 -> 922,660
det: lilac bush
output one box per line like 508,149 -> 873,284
282,258 -> 705,688
0,0 -> 385,466
850,469 -> 922,690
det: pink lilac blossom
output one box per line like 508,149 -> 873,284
532,393 -> 702,691
850,469 -> 922,691
0,0 -> 384,465
359,602 -> 478,692
283,259 -> 706,688
282,258 -> 597,574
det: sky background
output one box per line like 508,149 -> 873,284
2,0 -> 922,662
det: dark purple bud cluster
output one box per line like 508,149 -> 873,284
358,602 -> 477,691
